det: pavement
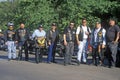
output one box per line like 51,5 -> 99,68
0,50 -> 120,80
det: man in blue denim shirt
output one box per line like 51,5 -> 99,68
90,21 -> 106,66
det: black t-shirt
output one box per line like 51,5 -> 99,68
63,27 -> 76,42
106,25 -> 120,42
5,29 -> 16,41
16,28 -> 29,42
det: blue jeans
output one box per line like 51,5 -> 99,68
18,41 -> 25,49
47,43 -> 54,63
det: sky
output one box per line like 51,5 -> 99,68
0,0 -> 7,2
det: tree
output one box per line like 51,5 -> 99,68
14,0 -> 59,31
0,0 -> 18,29
0,0 -> 120,31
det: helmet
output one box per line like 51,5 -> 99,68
7,22 -> 14,27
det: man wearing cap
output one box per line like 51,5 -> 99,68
106,18 -> 120,68
46,23 -> 59,63
63,21 -> 76,66
90,20 -> 106,66
16,23 -> 29,61
32,25 -> 46,63
4,22 -> 16,61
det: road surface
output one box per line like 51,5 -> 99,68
0,51 -> 120,80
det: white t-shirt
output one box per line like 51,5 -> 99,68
76,26 -> 91,39
32,29 -> 46,38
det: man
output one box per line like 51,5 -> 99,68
4,22 -> 16,61
90,20 -> 106,66
106,18 -> 120,68
32,24 -> 46,63
0,29 -> 5,50
76,18 -> 91,65
63,21 -> 76,66
16,23 -> 29,61
46,23 -> 59,63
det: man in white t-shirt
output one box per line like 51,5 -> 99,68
32,24 -> 46,63
76,18 -> 91,65
32,25 -> 46,38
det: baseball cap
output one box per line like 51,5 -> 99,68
51,23 -> 57,26
38,24 -> 43,28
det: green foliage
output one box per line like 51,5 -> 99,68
0,0 -> 120,32
14,0 -> 58,31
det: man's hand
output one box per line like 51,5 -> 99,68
15,41 -> 18,44
85,31 -> 89,35
102,44 -> 105,49
77,41 -> 80,45
112,41 -> 118,44
48,41 -> 51,45
9,32 -> 15,34
5,42 -> 8,45
64,41 -> 67,46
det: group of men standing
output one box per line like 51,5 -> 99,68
4,22 -> 59,64
3,18 -> 120,68
4,23 -> 29,61
63,18 -> 120,68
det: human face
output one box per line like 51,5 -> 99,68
20,23 -> 25,29
95,22 -> 101,29
9,26 -> 13,30
82,20 -> 87,26
70,22 -> 74,28
51,25 -> 56,30
109,20 -> 115,27
39,27 -> 43,31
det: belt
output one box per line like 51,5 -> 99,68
83,38 -> 87,40
68,41 -> 74,43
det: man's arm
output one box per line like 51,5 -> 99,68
102,28 -> 106,48
115,32 -> 120,43
26,28 -> 30,40
46,30 -> 51,45
4,30 -> 7,42
102,28 -> 106,46
76,26 -> 80,45
63,34 -> 67,46
32,30 -> 36,39
114,25 -> 120,43
63,27 -> 67,46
